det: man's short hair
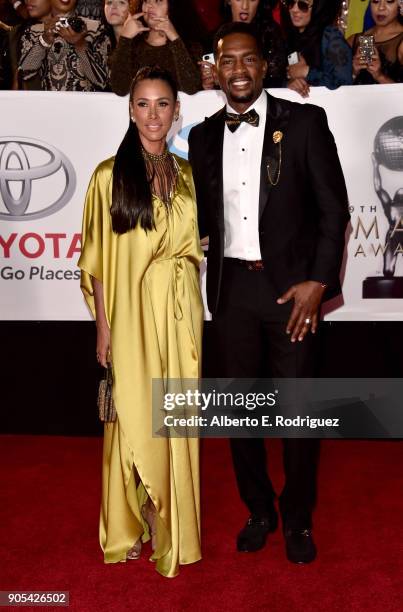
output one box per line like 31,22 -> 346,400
213,22 -> 264,59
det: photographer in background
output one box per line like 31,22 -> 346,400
18,0 -> 110,90
348,0 -> 403,85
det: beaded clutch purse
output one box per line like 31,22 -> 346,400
97,364 -> 117,423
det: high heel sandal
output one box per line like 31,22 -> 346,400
126,539 -> 142,560
141,501 -> 157,552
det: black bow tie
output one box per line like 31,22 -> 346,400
225,108 -> 260,133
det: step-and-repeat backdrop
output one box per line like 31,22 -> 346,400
0,85 -> 402,321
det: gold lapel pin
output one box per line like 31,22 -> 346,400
273,130 -> 283,144
267,131 -> 284,186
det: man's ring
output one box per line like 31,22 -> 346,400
305,318 -> 311,324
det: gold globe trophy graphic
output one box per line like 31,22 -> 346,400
363,117 -> 403,298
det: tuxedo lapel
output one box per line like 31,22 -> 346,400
259,92 -> 291,220
205,107 -> 226,230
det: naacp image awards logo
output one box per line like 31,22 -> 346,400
363,116 -> 403,299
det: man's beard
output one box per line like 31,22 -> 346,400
228,89 -> 255,103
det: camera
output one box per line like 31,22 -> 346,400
56,16 -> 86,33
68,17 -> 86,33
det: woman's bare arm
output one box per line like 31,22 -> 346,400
92,277 -> 110,367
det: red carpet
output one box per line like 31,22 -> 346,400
1,436 -> 402,611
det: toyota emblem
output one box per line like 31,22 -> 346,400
0,137 -> 76,221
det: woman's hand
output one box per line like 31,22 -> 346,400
121,12 -> 150,39
353,44 -> 380,77
365,46 -> 383,81
42,16 -> 59,45
96,324 -> 111,368
287,55 -> 309,80
198,61 -> 215,90
152,16 -> 179,42
92,277 -> 110,367
57,24 -> 88,50
353,45 -> 392,83
352,45 -> 364,77
287,77 -> 310,98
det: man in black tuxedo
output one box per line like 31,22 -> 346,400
188,22 -> 349,564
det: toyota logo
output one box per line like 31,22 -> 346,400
0,137 -> 76,221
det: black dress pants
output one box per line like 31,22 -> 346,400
212,259 -> 319,529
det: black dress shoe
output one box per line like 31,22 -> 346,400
237,512 -> 278,553
284,528 -> 317,564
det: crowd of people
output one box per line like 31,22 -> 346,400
1,0 -> 402,93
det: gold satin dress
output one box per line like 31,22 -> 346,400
78,155 -> 203,578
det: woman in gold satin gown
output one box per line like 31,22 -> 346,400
78,66 -> 203,577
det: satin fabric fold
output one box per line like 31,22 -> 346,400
78,155 -> 203,577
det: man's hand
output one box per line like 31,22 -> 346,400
277,281 -> 326,342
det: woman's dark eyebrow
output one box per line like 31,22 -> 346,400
134,97 -> 172,101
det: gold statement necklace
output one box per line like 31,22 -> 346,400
141,145 -> 179,209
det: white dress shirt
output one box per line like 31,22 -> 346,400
222,90 -> 267,260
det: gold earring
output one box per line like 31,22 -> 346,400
174,114 -> 179,121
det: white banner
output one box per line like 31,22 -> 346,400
0,86 -> 402,321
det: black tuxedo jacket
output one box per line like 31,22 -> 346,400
188,92 -> 350,316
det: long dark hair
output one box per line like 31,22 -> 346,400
281,0 -> 343,67
110,66 -> 178,235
